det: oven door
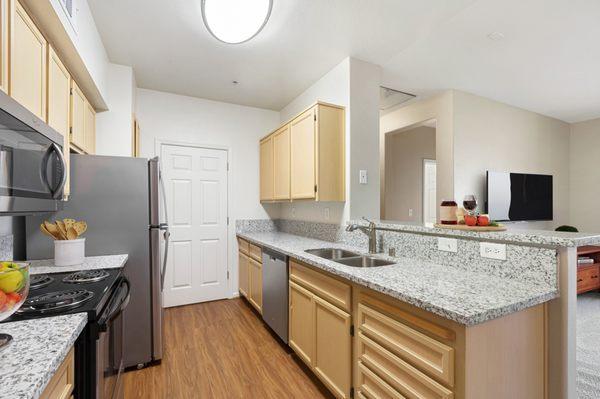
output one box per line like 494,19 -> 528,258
96,278 -> 130,399
0,90 -> 67,214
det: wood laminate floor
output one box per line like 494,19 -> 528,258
123,298 -> 334,399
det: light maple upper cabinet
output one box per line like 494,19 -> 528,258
0,0 -> 8,93
70,80 -> 86,153
84,100 -> 96,154
47,46 -> 71,198
272,125 -> 291,200
259,136 -> 274,201
260,102 -> 345,203
9,0 -> 47,119
290,108 -> 316,199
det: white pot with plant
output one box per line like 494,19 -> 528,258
40,219 -> 88,266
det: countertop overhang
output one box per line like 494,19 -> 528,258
28,254 -> 129,275
237,231 -> 558,326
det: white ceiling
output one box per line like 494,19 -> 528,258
89,0 -> 600,122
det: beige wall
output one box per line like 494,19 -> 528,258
383,126 -> 436,221
453,91 -> 571,230
569,118 -> 600,232
380,91 -> 454,220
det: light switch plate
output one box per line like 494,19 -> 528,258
480,242 -> 507,260
359,170 -> 368,184
437,237 -> 458,253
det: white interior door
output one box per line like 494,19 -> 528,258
423,159 -> 437,224
161,144 -> 229,307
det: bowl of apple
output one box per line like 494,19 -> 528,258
0,262 -> 29,348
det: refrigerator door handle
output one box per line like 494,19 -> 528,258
158,167 -> 170,289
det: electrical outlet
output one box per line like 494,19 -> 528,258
323,207 -> 330,220
291,206 -> 296,217
437,237 -> 458,253
408,208 -> 413,217
480,242 -> 507,260
359,170 -> 368,184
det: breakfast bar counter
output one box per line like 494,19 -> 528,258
0,313 -> 87,399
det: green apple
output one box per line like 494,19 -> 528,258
0,269 -> 23,293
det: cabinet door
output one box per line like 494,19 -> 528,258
238,252 -> 249,298
10,0 -> 47,119
272,125 -> 290,200
314,295 -> 352,399
84,101 -> 96,154
259,136 -> 274,201
248,257 -> 262,313
47,46 -> 71,199
289,281 -> 315,366
290,107 -> 316,199
0,0 -> 8,93
70,80 -> 86,153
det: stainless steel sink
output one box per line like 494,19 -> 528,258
335,256 -> 395,268
305,248 -> 360,260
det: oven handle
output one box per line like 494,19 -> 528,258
98,278 -> 130,332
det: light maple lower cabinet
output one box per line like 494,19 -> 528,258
238,238 -> 262,314
289,260 -> 352,399
238,252 -> 249,298
40,346 -> 75,399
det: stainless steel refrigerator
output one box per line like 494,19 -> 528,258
26,154 -> 170,369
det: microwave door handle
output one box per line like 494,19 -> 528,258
50,143 -> 67,199
40,145 -> 53,193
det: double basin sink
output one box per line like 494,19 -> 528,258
304,248 -> 394,268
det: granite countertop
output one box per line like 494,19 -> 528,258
238,231 -> 558,326
349,219 -> 600,248
28,254 -> 129,275
0,313 -> 87,399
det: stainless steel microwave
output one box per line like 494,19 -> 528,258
0,90 -> 66,215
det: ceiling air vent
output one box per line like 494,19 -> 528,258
380,86 -> 415,111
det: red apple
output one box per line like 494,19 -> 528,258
465,215 -> 478,226
477,214 -> 490,226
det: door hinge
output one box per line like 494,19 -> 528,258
69,127 -> 73,139
227,270 -> 230,280
350,387 -> 355,399
227,217 -> 230,225
350,325 -> 354,337
314,184 -> 317,193
314,114 -> 317,122
227,162 -> 229,171
70,88 -> 73,95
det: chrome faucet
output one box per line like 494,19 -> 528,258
346,217 -> 378,254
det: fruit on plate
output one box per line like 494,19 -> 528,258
477,214 -> 491,227
465,214 -> 478,226
0,263 -> 25,293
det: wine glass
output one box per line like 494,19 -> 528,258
0,262 -> 30,349
463,195 -> 478,215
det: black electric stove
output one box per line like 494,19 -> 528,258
2,268 -> 130,399
6,268 -> 122,323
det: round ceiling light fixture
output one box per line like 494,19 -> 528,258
201,0 -> 273,44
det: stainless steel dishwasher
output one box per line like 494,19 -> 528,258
262,248 -> 289,343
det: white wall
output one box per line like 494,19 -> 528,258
384,126 -> 436,221
96,63 -> 135,156
453,91 -> 571,230
569,118 -> 600,232
50,0 -> 110,99
349,59 -> 382,219
278,57 -> 381,224
135,88 -> 280,296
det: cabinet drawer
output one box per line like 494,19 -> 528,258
40,347 -> 75,399
358,304 -> 454,386
249,243 -> 262,262
358,332 -> 453,399
238,238 -> 249,255
290,259 -> 351,312
357,361 -> 405,399
578,265 -> 600,293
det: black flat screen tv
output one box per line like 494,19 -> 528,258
486,171 -> 553,221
